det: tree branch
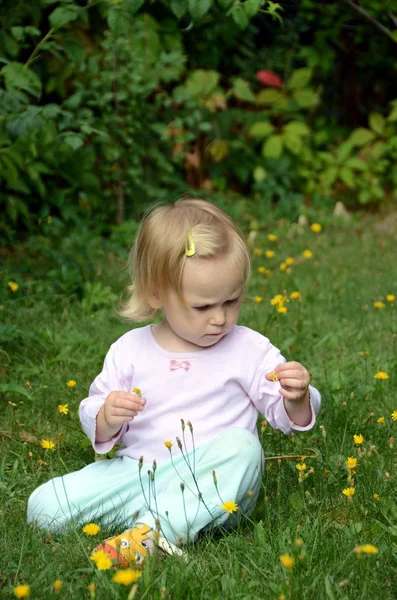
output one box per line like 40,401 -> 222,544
343,0 -> 397,44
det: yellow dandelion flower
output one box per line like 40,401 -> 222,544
53,580 -> 62,592
354,544 -> 378,556
257,266 -> 271,276
346,457 -> 358,469
254,296 -> 263,303
377,416 -> 385,424
88,583 -> 96,597
285,257 -> 295,266
391,410 -> 397,422
353,434 -> 364,445
132,387 -> 141,397
270,294 -> 287,306
373,301 -> 385,309
13,586 -> 30,599
268,234 -> 278,241
66,380 -> 76,388
40,439 -> 55,450
373,493 -> 381,502
311,223 -> 322,233
374,371 -> 389,380
254,248 -> 263,256
342,487 -> 355,497
290,291 -> 301,300
277,306 -> 288,314
83,523 -> 100,536
91,549 -> 112,570
279,262 -> 287,271
386,294 -> 395,303
113,569 -> 142,586
302,249 -> 313,259
296,463 -> 307,472
164,441 -> 173,449
265,250 -> 275,258
221,500 -> 239,514
279,554 -> 295,569
295,538 -> 303,549
58,404 -> 69,415
8,281 -> 19,293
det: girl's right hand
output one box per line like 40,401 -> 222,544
103,391 -> 146,428
96,391 -> 146,442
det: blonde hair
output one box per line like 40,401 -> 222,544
120,198 -> 251,322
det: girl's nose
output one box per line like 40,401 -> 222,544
210,307 -> 226,326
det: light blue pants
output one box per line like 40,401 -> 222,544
27,428 -> 263,544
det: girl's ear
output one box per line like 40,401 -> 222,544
147,291 -> 162,310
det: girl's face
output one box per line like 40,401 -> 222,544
152,254 -> 244,352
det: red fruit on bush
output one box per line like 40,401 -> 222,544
256,70 -> 282,88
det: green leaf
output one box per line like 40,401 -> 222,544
283,120 -> 310,137
1,62 -> 41,97
10,27 -> 24,41
287,67 -> 312,90
369,141 -> 385,160
349,128 -> 375,147
0,383 -> 31,398
244,0 -> 262,18
339,167 -> 355,188
253,166 -> 267,183
41,103 -> 61,119
283,133 -> 302,155
388,107 -> 397,122
187,0 -> 211,20
324,575 -> 337,600
185,69 -> 220,97
230,4 -> 249,29
209,140 -> 229,162
256,89 -> 281,105
262,135 -> 283,159
321,166 -> 338,186
64,134 -> 84,150
336,141 -> 353,163
125,0 -> 145,15
249,121 -> 275,137
232,78 -> 256,103
292,88 -> 319,108
369,112 -> 385,135
170,0 -> 187,18
345,157 -> 368,171
107,8 -> 129,36
49,5 -> 78,30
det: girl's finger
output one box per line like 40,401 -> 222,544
279,378 -> 308,389
278,387 -> 307,402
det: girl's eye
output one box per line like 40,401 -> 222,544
194,305 -> 210,312
226,298 -> 239,305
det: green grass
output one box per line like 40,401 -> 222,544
1,213 -> 397,599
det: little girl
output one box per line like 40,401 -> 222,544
28,198 -> 321,567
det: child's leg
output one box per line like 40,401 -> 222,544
136,427 -> 263,545
27,456 -> 147,533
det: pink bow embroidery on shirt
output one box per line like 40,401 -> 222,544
170,360 -> 190,371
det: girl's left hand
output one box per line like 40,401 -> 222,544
265,361 -> 310,403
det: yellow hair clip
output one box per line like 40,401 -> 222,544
185,230 -> 196,257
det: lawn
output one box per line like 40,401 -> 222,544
1,210 -> 397,599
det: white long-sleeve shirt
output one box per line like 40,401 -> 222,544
79,325 -> 321,463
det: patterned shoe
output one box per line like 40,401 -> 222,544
92,522 -> 186,568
